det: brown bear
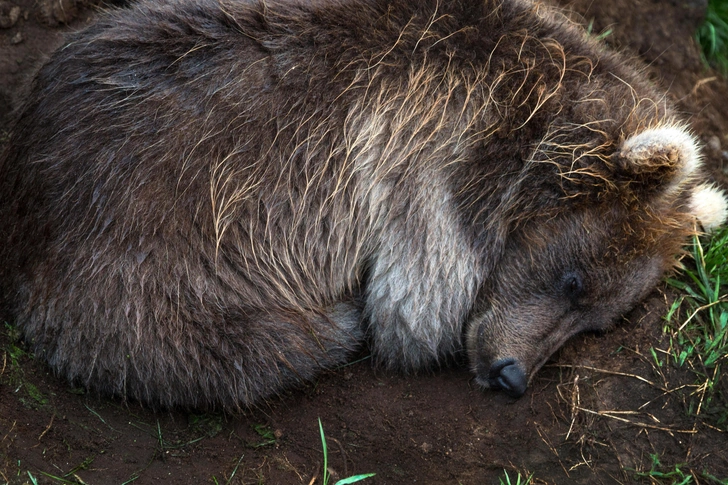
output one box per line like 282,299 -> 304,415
0,0 -> 726,410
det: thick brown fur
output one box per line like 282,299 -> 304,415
0,0 -> 723,409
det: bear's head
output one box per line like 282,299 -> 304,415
467,124 -> 728,397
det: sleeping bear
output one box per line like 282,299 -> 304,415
0,0 -> 726,409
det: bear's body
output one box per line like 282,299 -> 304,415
1,0 -> 725,409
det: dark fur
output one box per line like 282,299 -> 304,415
0,0 -> 717,409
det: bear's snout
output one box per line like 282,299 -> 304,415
485,358 -> 528,398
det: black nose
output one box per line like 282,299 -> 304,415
488,359 -> 527,398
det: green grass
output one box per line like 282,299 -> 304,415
697,0 -> 728,75
187,412 -> 224,439
318,418 -> 375,485
633,453 -> 728,485
498,469 -> 534,485
21,457 -> 95,485
664,226 -> 728,425
585,19 -> 613,42
634,454 -> 694,484
249,423 -> 277,448
211,454 -> 245,485
2,323 -> 50,409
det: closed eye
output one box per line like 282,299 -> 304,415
562,271 -> 584,302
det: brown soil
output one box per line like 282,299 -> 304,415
1,0 -> 727,484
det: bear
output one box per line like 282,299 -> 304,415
0,0 -> 726,410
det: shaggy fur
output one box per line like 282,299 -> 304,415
0,0 -> 726,409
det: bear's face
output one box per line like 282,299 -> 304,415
467,208 -> 673,397
466,124 -> 728,397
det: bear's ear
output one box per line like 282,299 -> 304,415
611,125 -> 701,194
612,125 -> 728,232
690,183 -> 728,232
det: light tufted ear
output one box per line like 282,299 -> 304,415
615,126 -> 727,231
612,125 -> 701,193
690,183 -> 728,232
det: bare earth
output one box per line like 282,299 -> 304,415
1,0 -> 727,483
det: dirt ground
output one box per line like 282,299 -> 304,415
0,0 -> 727,483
